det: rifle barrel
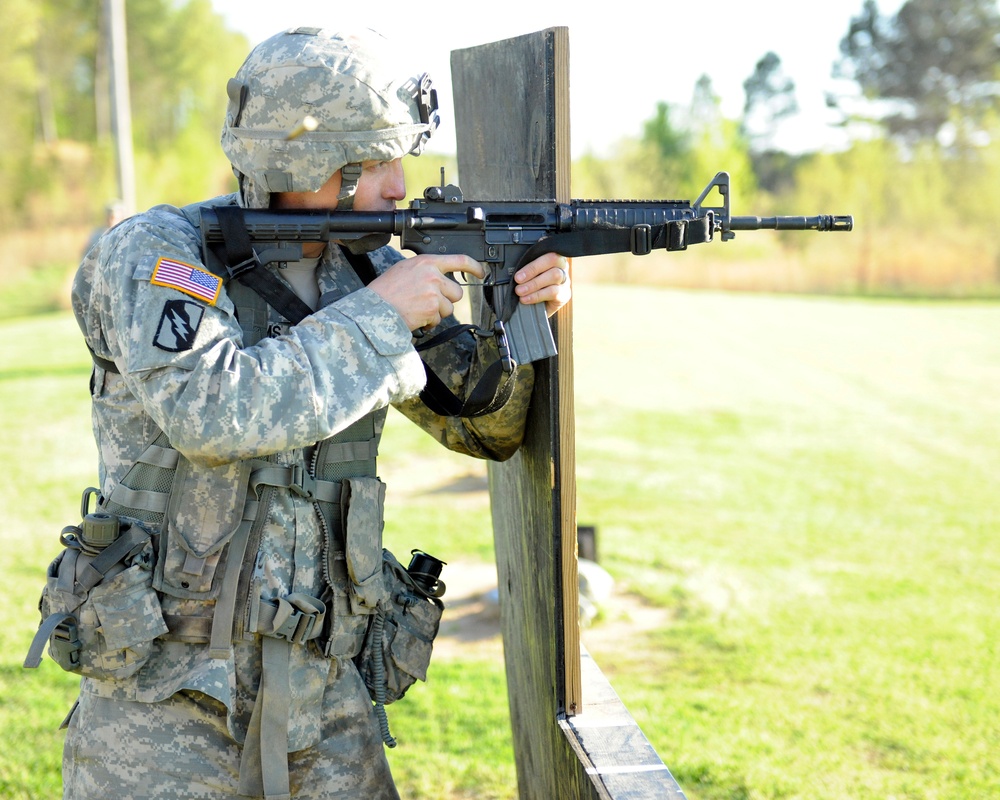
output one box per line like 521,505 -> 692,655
729,215 -> 853,232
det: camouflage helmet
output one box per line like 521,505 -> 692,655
221,27 -> 439,209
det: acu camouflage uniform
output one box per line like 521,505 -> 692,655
62,27 -> 534,800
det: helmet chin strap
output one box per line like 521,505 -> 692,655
335,163 -> 363,210
335,162 -> 392,253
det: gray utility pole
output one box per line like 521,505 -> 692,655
107,0 -> 136,214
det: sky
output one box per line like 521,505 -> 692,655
208,0 -> 905,159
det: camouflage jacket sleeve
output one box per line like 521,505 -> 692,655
72,204 -> 426,467
364,250 -> 536,462
392,337 -> 535,462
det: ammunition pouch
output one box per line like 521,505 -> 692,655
341,476 -> 388,614
24,504 -> 168,680
312,475 -> 388,659
155,457 -> 251,602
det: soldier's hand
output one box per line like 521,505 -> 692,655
369,254 -> 485,331
513,253 -> 572,317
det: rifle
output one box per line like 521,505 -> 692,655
200,171 -> 852,415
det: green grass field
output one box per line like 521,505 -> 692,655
1,286 -> 998,799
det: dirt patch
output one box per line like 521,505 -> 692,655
433,560 -> 505,661
433,558 -> 671,661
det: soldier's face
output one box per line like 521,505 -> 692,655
352,160 -> 407,211
273,160 -> 406,212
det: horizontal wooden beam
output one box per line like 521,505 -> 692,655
561,649 -> 688,799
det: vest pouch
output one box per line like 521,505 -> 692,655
25,518 -> 167,681
356,549 -> 444,706
341,476 -> 388,614
322,581 -> 370,659
154,456 -> 251,600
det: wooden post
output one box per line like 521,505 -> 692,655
106,0 -> 136,214
451,28 -> 688,799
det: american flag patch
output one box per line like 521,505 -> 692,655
151,258 -> 222,305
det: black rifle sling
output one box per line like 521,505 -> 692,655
213,205 -> 315,326
84,204 -> 314,376
337,246 -> 515,418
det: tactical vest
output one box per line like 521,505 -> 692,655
97,203 -> 388,660
100,411 -> 385,658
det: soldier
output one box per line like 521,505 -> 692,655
64,27 -> 570,799
81,200 -> 126,257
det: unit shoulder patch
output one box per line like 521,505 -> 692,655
154,299 -> 204,353
151,257 -> 222,305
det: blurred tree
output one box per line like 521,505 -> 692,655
742,52 -> 798,152
35,0 -> 98,143
689,74 -> 721,134
0,0 -> 42,221
684,75 -> 756,207
600,100 -> 691,200
570,150 -> 619,199
833,0 -> 1000,145
634,101 -> 690,193
125,0 -> 246,153
742,51 -> 799,193
742,51 -> 799,152
642,101 -> 689,166
0,0 -> 249,226
124,0 -> 248,207
609,76 -> 754,205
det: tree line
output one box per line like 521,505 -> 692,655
0,0 -> 247,230
3,0 -> 1000,296
571,0 -> 1000,294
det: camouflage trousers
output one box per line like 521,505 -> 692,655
62,686 -> 399,799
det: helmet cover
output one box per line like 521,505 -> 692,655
221,27 -> 439,208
